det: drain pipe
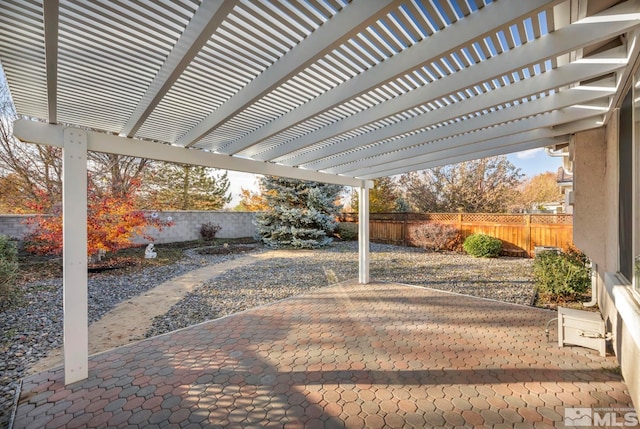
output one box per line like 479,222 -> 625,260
583,262 -> 598,308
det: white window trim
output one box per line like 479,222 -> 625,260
605,272 -> 640,349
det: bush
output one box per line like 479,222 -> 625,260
410,222 -> 458,251
335,223 -> 358,241
200,222 -> 222,241
463,233 -> 502,258
0,235 -> 19,307
533,248 -> 591,301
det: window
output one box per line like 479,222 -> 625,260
619,89 -> 632,282
619,69 -> 640,294
635,69 -> 640,292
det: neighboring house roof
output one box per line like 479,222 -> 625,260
1,0 -> 639,183
557,166 -> 573,185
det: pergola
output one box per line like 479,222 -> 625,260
1,0 -> 639,384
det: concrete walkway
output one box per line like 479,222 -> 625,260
13,281 -> 635,428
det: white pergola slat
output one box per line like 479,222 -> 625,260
2,0 -> 640,385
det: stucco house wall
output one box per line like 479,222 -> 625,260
573,113 -> 640,410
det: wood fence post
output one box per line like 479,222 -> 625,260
525,214 -> 532,256
403,212 -> 408,247
458,213 -> 463,236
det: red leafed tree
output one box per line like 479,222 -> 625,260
25,180 -> 171,257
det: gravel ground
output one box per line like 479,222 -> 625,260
146,241 -> 535,337
1,241 -> 535,425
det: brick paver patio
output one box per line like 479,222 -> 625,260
11,281 -> 635,428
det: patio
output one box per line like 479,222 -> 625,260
11,281 -> 633,428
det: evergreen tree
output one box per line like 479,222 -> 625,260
255,176 -> 343,248
141,162 -> 231,210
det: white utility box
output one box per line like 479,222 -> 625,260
557,306 -> 606,357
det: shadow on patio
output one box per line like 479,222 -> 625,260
11,281 -> 634,428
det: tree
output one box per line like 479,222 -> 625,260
518,171 -> 563,211
255,176 -> 343,248
25,181 -> 171,257
88,153 -> 152,200
234,186 -> 270,211
400,156 -> 523,213
0,78 -> 63,212
2,73 -> 156,212
351,177 -> 404,213
140,162 -> 231,210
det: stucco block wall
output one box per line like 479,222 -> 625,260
0,211 -> 258,243
574,117 -> 640,410
132,211 -> 257,244
0,215 -> 36,240
573,127 -> 608,264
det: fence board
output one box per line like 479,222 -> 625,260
339,213 -> 573,257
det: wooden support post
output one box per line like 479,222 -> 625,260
63,128 -> 88,384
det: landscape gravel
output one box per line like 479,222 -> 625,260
146,241 -> 536,337
1,241 -> 536,425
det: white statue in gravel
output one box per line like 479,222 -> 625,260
145,243 -> 157,259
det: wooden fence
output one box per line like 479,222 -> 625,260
338,213 -> 573,258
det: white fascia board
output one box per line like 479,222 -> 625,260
257,6 -> 640,163
12,119 -> 369,188
359,138 -> 568,179
121,0 -> 236,137
321,88 -> 612,174
218,0 -> 562,156
176,0 -> 398,148
301,61 -> 622,170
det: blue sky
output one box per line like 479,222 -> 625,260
506,147 -> 562,178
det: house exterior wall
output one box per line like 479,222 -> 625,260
573,115 -> 640,410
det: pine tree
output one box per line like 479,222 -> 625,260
255,176 -> 343,248
141,163 -> 231,210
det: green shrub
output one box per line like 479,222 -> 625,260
336,223 -> 358,241
0,235 -> 19,307
463,233 -> 502,258
533,249 -> 591,300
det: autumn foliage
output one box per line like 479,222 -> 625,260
25,181 -> 171,257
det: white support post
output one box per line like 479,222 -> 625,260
63,128 -> 88,384
358,186 -> 370,284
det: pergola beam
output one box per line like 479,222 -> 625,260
120,0 -> 236,137
261,2 -> 640,165
356,115 -> 602,178
12,119 -> 370,188
43,0 -> 58,123
218,0 -> 562,156
303,60 -> 622,171
324,87 -> 612,175
360,139 -> 568,180
176,0 -> 400,148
